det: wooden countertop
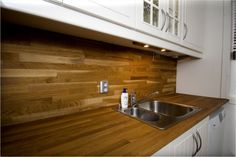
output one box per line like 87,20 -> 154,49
1,94 -> 228,156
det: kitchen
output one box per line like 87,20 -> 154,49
1,0 -> 236,156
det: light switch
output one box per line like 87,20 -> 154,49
100,80 -> 108,93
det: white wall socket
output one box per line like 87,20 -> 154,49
100,80 -> 108,93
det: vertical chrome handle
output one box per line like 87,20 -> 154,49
196,131 -> 202,153
165,12 -> 170,32
130,92 -> 137,107
160,9 -> 166,30
192,134 -> 198,157
183,23 -> 188,40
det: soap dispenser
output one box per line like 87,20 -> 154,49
121,88 -> 128,109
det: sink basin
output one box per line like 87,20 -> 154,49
115,100 -> 201,130
124,107 -> 160,121
138,101 -> 197,117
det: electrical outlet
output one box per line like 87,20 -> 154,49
100,80 -> 108,93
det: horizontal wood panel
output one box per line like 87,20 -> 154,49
1,23 -> 177,125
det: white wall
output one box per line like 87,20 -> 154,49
221,0 -> 232,99
177,0 -> 225,98
229,61 -> 236,103
225,52 -> 236,156
224,1 -> 236,155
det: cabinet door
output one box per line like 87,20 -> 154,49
163,0 -> 182,43
172,116 -> 209,157
182,0 -> 205,52
136,0 -> 166,39
136,0 -> 182,45
151,144 -> 171,156
152,117 -> 209,156
63,0 -> 136,28
196,118 -> 209,156
173,132 -> 195,156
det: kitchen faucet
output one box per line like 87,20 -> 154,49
130,91 -> 159,108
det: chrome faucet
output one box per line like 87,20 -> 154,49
130,91 -> 159,108
130,91 -> 137,107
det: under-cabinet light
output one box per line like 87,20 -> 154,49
161,48 -> 166,52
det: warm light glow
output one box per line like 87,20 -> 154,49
144,44 -> 149,48
161,48 -> 166,52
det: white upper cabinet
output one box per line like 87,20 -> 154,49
1,0 -> 204,58
63,0 -> 205,53
136,0 -> 182,44
164,0 -> 182,43
63,0 -> 136,28
136,0 -> 165,36
181,0 -> 206,52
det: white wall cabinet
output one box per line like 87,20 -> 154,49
165,0 -> 182,43
181,0 -> 206,52
152,116 -> 209,156
136,0 -> 182,44
136,0 -> 206,53
1,0 -> 204,58
63,0 -> 136,28
135,0 -> 166,39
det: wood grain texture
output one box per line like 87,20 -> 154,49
1,23 -> 177,125
1,94 -> 228,156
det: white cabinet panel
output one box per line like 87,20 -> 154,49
174,117 -> 209,156
165,0 -> 182,43
152,117 -> 209,156
63,0 -> 136,28
2,0 -> 204,58
136,0 -> 182,44
173,133 -> 195,156
196,118 -> 209,156
136,0 -> 165,37
151,144 -> 171,156
175,117 -> 209,157
182,0 -> 206,52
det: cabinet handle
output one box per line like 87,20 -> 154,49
183,23 -> 188,40
165,12 -> 170,32
192,134 -> 198,157
196,131 -> 202,153
160,9 -> 166,31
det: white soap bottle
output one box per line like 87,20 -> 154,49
121,88 -> 129,109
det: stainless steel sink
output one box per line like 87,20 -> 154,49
123,107 -> 160,121
138,101 -> 197,118
115,100 -> 201,130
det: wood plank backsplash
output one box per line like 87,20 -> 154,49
1,23 -> 177,125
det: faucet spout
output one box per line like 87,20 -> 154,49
130,91 -> 137,107
131,91 -> 159,108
